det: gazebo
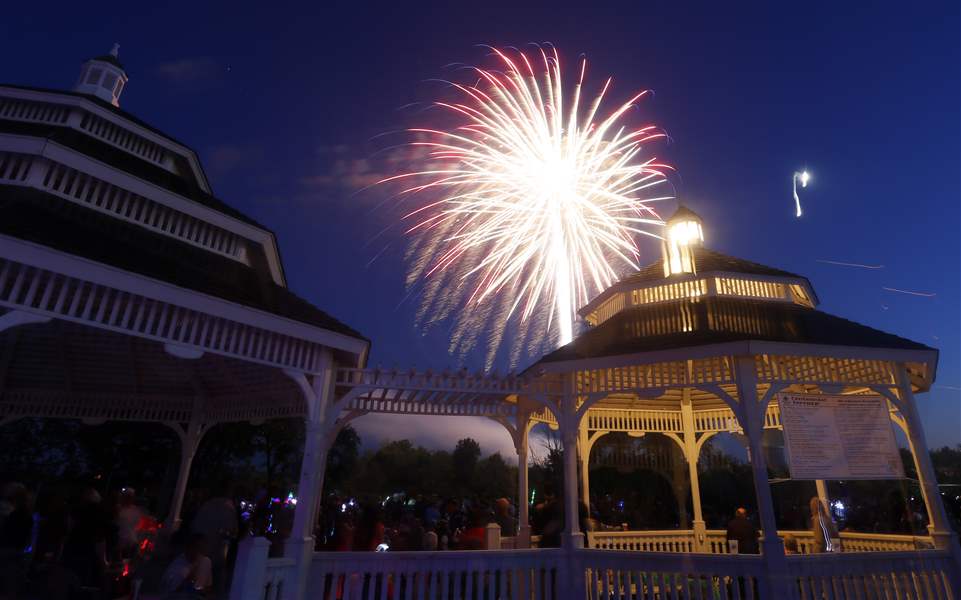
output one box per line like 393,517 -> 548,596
1,49 -> 959,600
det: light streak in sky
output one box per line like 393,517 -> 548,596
882,286 -> 936,298
792,170 -> 810,217
816,259 -> 884,270
385,46 -> 672,368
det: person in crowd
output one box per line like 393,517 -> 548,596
782,534 -> 800,555
353,505 -> 385,552
189,484 -> 238,594
61,487 -> 110,593
0,483 -> 32,600
114,487 -> 143,559
422,526 -> 438,551
810,497 -> 840,553
494,498 -> 515,537
160,533 -> 212,598
725,507 -> 759,554
455,507 -> 490,550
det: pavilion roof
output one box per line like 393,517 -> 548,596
0,184 -> 366,341
1,84 -> 190,154
539,296 -> 933,364
0,118 -> 264,229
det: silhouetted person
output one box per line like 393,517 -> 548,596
725,507 -> 759,554
810,497 -> 839,553
0,483 -> 32,600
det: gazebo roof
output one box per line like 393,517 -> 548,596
621,246 -> 806,286
540,297 -> 934,365
0,184 -> 364,341
0,118 -> 263,228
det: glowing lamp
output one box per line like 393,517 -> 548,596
662,205 -> 704,276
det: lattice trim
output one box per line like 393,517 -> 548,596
575,357 -> 734,394
755,354 -> 897,386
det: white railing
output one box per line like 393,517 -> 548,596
309,549 -> 563,600
786,549 -> 959,599
587,530 -> 696,553
592,529 -> 934,555
578,548 -> 767,599
229,538 -> 297,600
232,536 -> 959,600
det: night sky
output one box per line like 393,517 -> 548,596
2,1 -> 957,454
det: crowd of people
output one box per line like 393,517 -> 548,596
315,493 -> 519,552
0,480 -> 261,599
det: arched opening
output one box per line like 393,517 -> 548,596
696,431 -> 757,531
308,411 -> 537,552
587,432 -> 689,530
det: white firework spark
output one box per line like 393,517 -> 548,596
384,46 -> 673,369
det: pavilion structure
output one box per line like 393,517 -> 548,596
1,48 -> 959,600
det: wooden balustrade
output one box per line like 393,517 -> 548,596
579,549 -> 766,600
787,549 -> 958,599
231,534 -> 958,600
309,549 -> 563,600
591,529 -> 933,555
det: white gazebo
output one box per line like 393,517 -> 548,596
2,49 -> 959,600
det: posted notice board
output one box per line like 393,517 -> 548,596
777,393 -> 904,480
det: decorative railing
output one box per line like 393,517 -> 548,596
579,548 -> 766,600
232,535 -> 958,600
587,530 -> 695,553
262,557 -> 296,600
786,549 -> 958,599
309,549 -> 563,600
591,529 -> 934,556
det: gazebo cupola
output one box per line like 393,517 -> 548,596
579,206 -> 819,329
73,43 -> 128,107
662,205 -> 704,276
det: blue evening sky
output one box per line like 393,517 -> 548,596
2,1 -> 957,452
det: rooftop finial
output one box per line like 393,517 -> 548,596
110,43 -> 120,58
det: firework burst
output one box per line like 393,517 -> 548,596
384,46 -> 673,369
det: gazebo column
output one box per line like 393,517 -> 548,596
578,425 -> 590,513
561,393 -> 584,549
895,365 -> 958,553
165,419 -> 206,530
735,357 -> 788,597
680,390 -> 706,551
283,354 -> 336,600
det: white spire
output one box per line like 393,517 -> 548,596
73,44 -> 128,107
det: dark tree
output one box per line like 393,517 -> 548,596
452,438 -> 481,481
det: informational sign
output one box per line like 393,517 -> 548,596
777,393 -> 904,480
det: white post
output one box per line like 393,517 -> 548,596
578,425 -> 591,514
561,392 -> 584,549
680,391 -> 706,550
895,365 -> 959,553
282,352 -> 336,600
735,356 -> 788,596
484,522 -> 502,550
229,536 -> 270,600
516,418 -> 531,548
165,419 -> 204,530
